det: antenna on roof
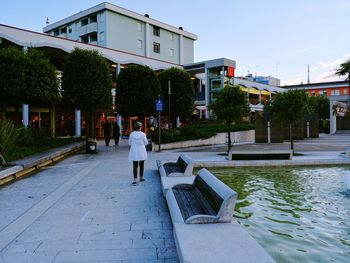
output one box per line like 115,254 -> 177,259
307,64 -> 310,84
46,18 -> 50,25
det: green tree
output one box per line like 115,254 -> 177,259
115,64 -> 160,117
0,47 -> 26,120
307,95 -> 330,119
158,67 -> 194,127
0,47 -> 59,122
62,48 -> 112,148
208,85 -> 250,153
336,59 -> 350,87
268,89 -> 308,153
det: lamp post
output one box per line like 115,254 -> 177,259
168,80 -> 171,128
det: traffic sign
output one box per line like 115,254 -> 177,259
156,99 -> 163,111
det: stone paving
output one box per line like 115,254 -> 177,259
0,141 -> 179,263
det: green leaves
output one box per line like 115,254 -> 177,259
115,64 -> 160,117
208,85 -> 250,126
0,120 -> 23,166
62,48 -> 112,111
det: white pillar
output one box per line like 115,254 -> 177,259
75,109 -> 81,137
117,115 -> 122,135
205,68 -> 209,119
307,121 -> 310,138
38,112 -> 41,128
199,109 -> 202,119
267,121 -> 271,143
330,101 -> 337,134
145,23 -> 150,57
179,35 -> 184,65
22,104 -> 29,128
176,116 -> 180,128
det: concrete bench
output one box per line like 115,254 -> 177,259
229,150 -> 292,160
157,153 -> 194,177
166,168 -> 237,224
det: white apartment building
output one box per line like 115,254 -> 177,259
43,2 -> 197,65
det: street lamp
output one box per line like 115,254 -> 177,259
168,80 -> 171,128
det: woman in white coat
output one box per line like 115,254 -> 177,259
128,122 -> 148,185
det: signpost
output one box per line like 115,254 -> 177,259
156,98 -> 163,152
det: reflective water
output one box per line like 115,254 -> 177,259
210,166 -> 350,263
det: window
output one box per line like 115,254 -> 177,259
53,29 -> 59,36
169,49 -> 174,57
153,26 -> 160,36
99,12 -> 105,22
170,33 -> 174,41
60,27 -> 67,34
89,33 -> 97,43
137,39 -> 143,49
344,88 -> 347,95
331,89 -> 340,96
311,91 -> 315,96
100,32 -> 105,42
80,35 -> 88,43
137,22 -> 142,32
81,18 -> 88,26
68,28 -> 72,33
153,42 -> 160,53
90,14 -> 97,23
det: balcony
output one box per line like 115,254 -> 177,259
78,22 -> 97,37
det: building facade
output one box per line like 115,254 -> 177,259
43,2 -> 197,65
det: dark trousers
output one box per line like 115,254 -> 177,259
105,136 -> 110,146
114,135 -> 120,146
133,161 -> 144,179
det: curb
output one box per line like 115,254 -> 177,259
0,142 -> 84,186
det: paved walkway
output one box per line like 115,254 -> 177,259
0,133 -> 349,263
0,141 -> 180,263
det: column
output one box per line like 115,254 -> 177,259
205,68 -> 210,119
221,66 -> 225,89
50,107 -> 56,137
267,121 -> 271,143
176,116 -> 180,128
145,23 -> 150,57
22,104 -> 29,128
75,109 -> 81,137
179,35 -> 184,65
329,101 -> 336,134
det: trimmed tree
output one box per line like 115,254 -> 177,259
0,47 -> 27,121
158,67 -> 194,127
115,64 -> 160,117
268,89 -> 308,153
307,95 -> 330,120
62,48 -> 112,150
208,85 -> 250,153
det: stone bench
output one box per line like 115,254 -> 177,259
229,150 -> 292,160
157,153 -> 194,177
166,168 -> 237,224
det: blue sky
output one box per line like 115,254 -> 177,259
1,0 -> 349,85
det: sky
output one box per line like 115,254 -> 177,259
1,0 -> 349,85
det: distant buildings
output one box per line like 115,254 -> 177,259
43,2 -> 197,65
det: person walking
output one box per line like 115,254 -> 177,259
113,121 -> 120,146
103,118 -> 111,146
128,122 -> 148,185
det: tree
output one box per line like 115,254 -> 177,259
336,59 -> 350,87
158,67 -> 194,127
115,64 -> 160,117
0,47 -> 27,120
62,48 -> 112,148
208,85 -> 250,153
0,47 -> 60,122
307,95 -> 330,119
267,89 -> 308,153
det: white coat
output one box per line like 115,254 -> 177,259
128,130 -> 148,161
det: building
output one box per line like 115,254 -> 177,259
244,74 -> 281,86
284,80 -> 350,133
184,59 -> 284,119
43,2 -> 197,65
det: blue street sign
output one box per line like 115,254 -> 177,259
156,99 -> 163,111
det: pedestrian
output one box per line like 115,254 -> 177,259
128,122 -> 148,185
103,117 -> 111,146
113,121 -> 120,146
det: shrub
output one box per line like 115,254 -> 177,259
0,120 -> 23,166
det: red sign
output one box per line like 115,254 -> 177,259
227,67 -> 235,77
